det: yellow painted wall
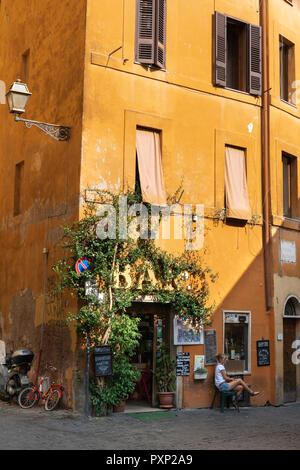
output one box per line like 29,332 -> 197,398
1,0 -> 300,411
81,0 -> 273,408
268,0 -> 300,404
0,0 -> 87,408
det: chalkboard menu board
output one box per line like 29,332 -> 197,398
204,329 -> 217,365
176,352 -> 190,376
94,346 -> 113,377
257,340 -> 270,367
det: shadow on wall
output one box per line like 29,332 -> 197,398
5,288 -> 73,408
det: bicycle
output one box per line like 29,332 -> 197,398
18,366 -> 64,411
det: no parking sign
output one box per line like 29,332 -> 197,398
75,258 -> 91,275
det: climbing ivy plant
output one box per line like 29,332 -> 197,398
52,190 -> 216,412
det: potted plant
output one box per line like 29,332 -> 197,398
194,367 -> 208,380
90,315 -> 141,415
154,343 -> 176,408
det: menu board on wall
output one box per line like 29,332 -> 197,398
257,340 -> 270,367
94,346 -> 113,377
204,329 -> 217,365
176,352 -> 190,376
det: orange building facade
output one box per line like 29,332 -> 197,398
0,0 -> 299,412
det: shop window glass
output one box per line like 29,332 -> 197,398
224,312 -> 250,373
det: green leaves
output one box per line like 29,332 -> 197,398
51,189 -> 217,413
154,343 -> 176,392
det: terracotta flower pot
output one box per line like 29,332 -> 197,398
113,399 -> 126,413
157,391 -> 175,408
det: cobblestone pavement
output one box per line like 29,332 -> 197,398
0,400 -> 299,450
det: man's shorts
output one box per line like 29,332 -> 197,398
219,382 -> 230,392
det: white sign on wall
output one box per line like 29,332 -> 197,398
0,341 -> 6,364
280,240 -> 296,264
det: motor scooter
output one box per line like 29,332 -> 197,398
0,349 -> 34,401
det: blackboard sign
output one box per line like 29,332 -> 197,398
257,340 -> 270,367
176,352 -> 190,376
204,329 -> 217,365
94,346 -> 113,377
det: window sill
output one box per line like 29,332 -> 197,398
228,371 -> 252,376
272,215 -> 300,231
225,87 -> 250,96
280,98 -> 297,109
134,61 -> 166,72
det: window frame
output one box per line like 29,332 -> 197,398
214,11 -> 262,96
223,310 -> 252,375
224,145 -> 251,221
282,151 -> 298,220
14,160 -> 24,217
279,35 -> 296,106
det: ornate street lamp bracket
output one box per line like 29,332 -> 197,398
14,115 -> 71,142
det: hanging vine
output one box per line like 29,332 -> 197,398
52,189 -> 217,412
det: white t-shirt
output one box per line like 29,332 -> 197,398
215,363 -> 226,388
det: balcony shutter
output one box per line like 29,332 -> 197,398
214,11 -> 227,87
249,24 -> 262,95
135,0 -> 156,65
155,0 -> 166,68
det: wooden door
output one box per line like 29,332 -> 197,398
283,319 -> 297,403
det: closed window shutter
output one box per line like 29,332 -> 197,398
155,0 -> 166,68
214,12 -> 227,88
248,24 -> 262,95
135,0 -> 156,65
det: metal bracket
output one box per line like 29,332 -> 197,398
15,115 -> 71,141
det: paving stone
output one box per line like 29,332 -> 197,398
0,401 -> 299,450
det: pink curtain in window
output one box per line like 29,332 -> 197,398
225,147 -> 251,220
136,129 -> 167,205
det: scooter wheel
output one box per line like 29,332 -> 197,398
18,386 -> 38,409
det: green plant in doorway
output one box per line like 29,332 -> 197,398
154,342 -> 176,393
52,189 -> 217,415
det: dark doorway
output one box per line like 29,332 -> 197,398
128,303 -> 171,408
283,318 -> 297,403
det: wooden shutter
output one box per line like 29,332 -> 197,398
135,0 -> 156,65
155,0 -> 166,68
248,24 -> 262,95
214,12 -> 227,87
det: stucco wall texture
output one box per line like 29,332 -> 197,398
0,0 -> 299,411
0,0 -> 87,408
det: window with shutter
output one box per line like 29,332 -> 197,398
214,12 -> 227,88
214,12 -> 262,96
155,0 -> 166,68
135,0 -> 156,65
135,0 -> 166,69
249,24 -> 262,95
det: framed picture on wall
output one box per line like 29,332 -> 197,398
173,316 -> 204,345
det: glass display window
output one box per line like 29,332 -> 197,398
223,311 -> 251,374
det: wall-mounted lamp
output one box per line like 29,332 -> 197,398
6,79 -> 71,142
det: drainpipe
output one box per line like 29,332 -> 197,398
260,0 -> 272,310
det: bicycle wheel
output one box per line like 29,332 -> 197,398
45,389 -> 60,411
18,386 -> 39,409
